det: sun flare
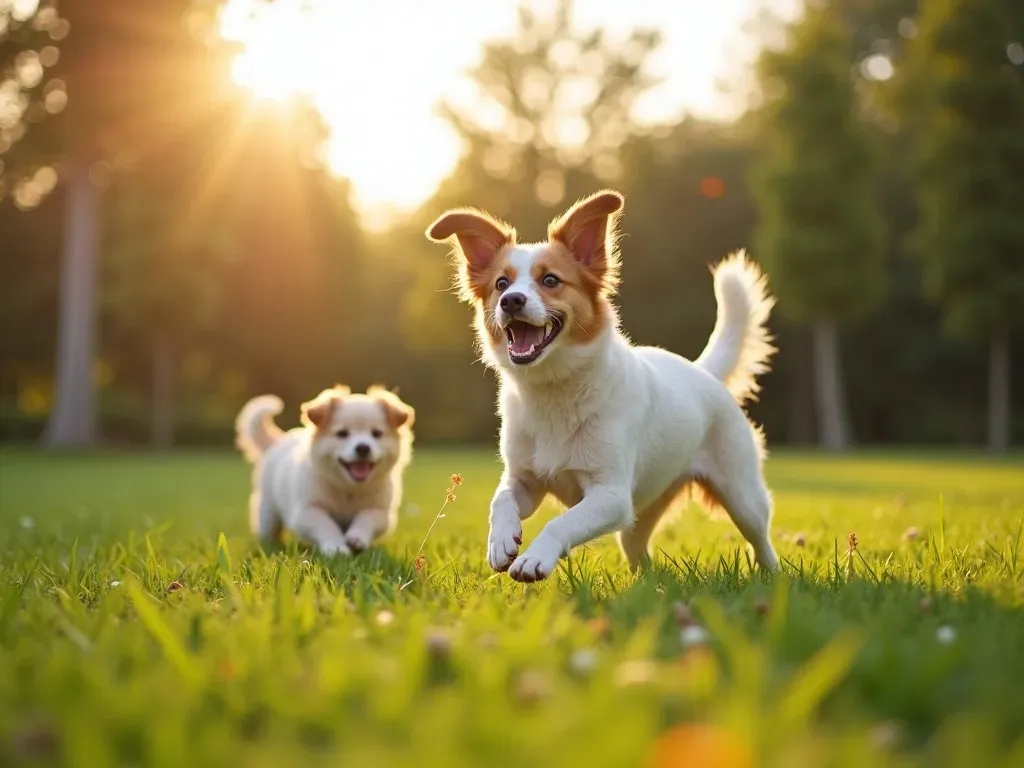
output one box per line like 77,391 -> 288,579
220,0 -> 755,228
221,0 -> 470,227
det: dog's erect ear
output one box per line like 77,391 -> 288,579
548,190 -> 624,273
368,386 -> 415,431
300,385 -> 350,429
426,208 -> 515,270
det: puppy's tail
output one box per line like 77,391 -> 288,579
235,395 -> 285,463
695,251 -> 776,405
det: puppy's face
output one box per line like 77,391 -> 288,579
426,190 -> 623,371
302,386 -> 414,483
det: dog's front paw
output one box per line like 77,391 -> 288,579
487,515 -> 523,572
345,531 -> 373,553
318,539 -> 352,557
508,534 -> 564,583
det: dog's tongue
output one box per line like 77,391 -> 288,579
347,462 -> 374,481
509,321 -> 545,354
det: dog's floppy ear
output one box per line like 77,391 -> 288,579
301,385 -> 350,429
426,208 -> 516,271
368,385 -> 415,430
548,190 -> 623,280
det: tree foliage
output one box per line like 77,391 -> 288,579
905,0 -> 1024,339
752,2 -> 886,325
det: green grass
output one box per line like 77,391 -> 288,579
1,448 -> 1023,767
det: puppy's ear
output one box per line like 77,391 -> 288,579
300,386 -> 349,429
426,208 -> 516,272
548,190 -> 623,286
369,386 -> 415,430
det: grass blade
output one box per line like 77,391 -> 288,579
124,575 -> 203,687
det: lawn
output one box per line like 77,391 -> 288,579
1,448 -> 1023,767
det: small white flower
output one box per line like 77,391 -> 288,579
936,625 -> 956,645
680,625 -> 710,648
375,610 -> 395,627
569,648 -> 599,675
109,580 -> 121,588
19,516 -> 34,530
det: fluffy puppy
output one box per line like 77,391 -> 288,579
426,190 -> 779,582
235,385 -> 414,555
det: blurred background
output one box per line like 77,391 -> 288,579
0,0 -> 1021,453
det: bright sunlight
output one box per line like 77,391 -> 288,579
221,0 -> 770,228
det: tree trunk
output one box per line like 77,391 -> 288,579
787,327 -> 815,445
812,321 -> 852,451
151,334 -> 176,449
987,330 -> 1010,453
45,158 -> 100,448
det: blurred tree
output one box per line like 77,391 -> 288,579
752,1 -> 886,451
103,176 -> 231,448
438,0 -> 661,216
0,0 -> 239,446
903,0 -> 1024,452
210,102 -> 369,412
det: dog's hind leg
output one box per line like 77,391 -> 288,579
617,482 -> 686,572
250,491 -> 282,542
695,410 -> 779,572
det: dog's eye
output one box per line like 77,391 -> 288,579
542,273 -> 561,288
495,276 -> 510,291
371,429 -> 383,439
335,429 -> 349,439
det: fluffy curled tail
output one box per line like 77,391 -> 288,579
235,395 -> 285,463
695,251 -> 776,405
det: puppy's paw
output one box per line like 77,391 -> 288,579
345,531 -> 373,554
487,515 -> 523,572
508,535 -> 564,583
318,539 -> 352,557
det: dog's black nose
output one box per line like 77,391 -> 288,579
500,292 -> 527,314
354,443 -> 371,459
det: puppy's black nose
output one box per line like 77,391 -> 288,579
354,443 -> 371,459
500,292 -> 527,314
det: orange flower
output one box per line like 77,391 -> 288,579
450,473 -> 463,486
646,723 -> 753,768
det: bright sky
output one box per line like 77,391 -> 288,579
221,0 -> 798,228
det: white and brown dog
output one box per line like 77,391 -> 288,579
235,386 -> 414,555
426,190 -> 779,582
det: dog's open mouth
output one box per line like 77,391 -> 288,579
504,316 -> 563,364
339,460 -> 375,482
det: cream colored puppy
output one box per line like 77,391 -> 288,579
235,385 -> 414,555
426,189 -> 779,582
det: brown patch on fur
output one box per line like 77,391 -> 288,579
368,385 -> 415,431
301,385 -> 350,430
680,477 -> 728,518
529,241 -> 613,343
468,248 -> 518,350
547,189 -> 624,293
464,249 -> 515,304
425,209 -> 517,302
